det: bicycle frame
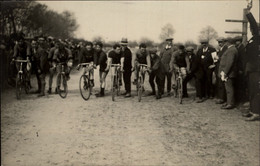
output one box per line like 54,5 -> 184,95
79,63 -> 93,77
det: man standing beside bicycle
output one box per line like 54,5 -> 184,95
52,41 -> 73,92
170,45 -> 190,98
132,43 -> 151,88
149,48 -> 166,99
94,41 -> 108,97
160,37 -> 176,96
120,38 -> 133,98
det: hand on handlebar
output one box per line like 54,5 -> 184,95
76,64 -> 80,70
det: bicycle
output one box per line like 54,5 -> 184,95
174,68 -> 184,104
13,59 -> 30,99
56,62 -> 68,98
110,64 -> 121,101
78,63 -> 94,100
136,64 -> 149,102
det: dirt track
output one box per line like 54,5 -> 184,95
1,68 -> 259,166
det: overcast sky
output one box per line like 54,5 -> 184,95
40,0 -> 259,43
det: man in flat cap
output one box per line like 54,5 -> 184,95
215,37 -> 228,104
218,37 -> 238,109
120,38 -> 133,97
160,37 -> 176,95
149,48 -> 166,99
196,39 -> 217,102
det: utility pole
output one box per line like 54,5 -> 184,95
225,0 -> 252,45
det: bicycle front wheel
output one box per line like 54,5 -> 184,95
79,75 -> 91,100
177,78 -> 183,104
137,76 -> 143,102
57,73 -> 68,98
16,73 -> 22,100
112,76 -> 116,101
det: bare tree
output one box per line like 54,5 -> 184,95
198,26 -> 218,42
159,23 -> 175,42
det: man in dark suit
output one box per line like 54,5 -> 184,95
215,37 -> 228,104
160,37 -> 176,95
233,36 -> 247,104
120,38 -> 133,98
243,10 -> 260,121
218,37 -> 238,109
196,39 -> 217,102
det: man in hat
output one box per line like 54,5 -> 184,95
215,37 -> 228,104
149,48 -> 166,99
94,41 -> 108,97
160,37 -> 176,95
120,38 -> 133,97
218,37 -> 238,109
196,39 -> 217,102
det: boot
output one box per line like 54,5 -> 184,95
47,88 -> 52,94
38,83 -> 45,97
96,88 -> 104,97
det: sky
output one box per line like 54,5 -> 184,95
40,0 -> 259,44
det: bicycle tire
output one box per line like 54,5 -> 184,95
112,75 -> 116,101
24,80 -> 30,94
57,73 -> 68,98
137,76 -> 143,102
16,73 -> 22,100
79,75 -> 91,100
117,73 -> 120,96
178,77 -> 183,104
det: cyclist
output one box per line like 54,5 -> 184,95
132,43 -> 151,86
12,34 -> 31,84
149,48 -> 166,99
94,41 -> 108,97
77,41 -> 95,86
170,45 -> 190,97
105,43 -> 124,86
52,41 -> 73,92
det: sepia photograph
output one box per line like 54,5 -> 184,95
1,0 -> 259,165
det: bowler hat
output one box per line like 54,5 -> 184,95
165,37 -> 174,41
120,38 -> 128,45
200,38 -> 208,44
217,37 -> 226,42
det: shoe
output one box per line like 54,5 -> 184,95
95,93 -> 104,97
37,93 -> 45,97
119,80 -> 122,86
242,112 -> 253,117
133,79 -> 137,85
221,103 -> 227,107
34,89 -> 41,94
196,98 -> 205,103
209,96 -> 214,99
55,87 -> 58,94
121,91 -> 127,95
216,100 -> 225,104
167,91 -> 171,96
47,88 -> 52,94
156,95 -> 162,99
221,104 -> 234,109
125,93 -> 131,98
245,114 -> 260,121
148,92 -> 155,96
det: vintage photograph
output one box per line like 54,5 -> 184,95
1,0 -> 259,165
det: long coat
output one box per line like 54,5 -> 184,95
218,45 -> 238,78
151,54 -> 166,80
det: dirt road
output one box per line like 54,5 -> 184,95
1,69 -> 259,166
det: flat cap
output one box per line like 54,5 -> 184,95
120,38 -> 128,45
200,38 -> 209,44
165,37 -> 174,41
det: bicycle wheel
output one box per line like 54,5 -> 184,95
79,75 -> 91,100
117,73 -> 120,96
16,73 -> 22,100
178,77 -> 183,104
24,79 -> 30,94
57,73 -> 68,98
112,75 -> 116,101
137,76 -> 143,102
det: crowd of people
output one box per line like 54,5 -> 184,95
0,11 -> 259,121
